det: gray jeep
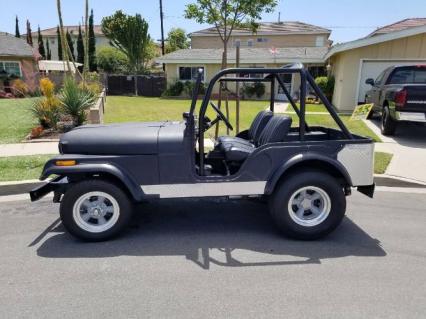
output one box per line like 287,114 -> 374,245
30,64 -> 375,241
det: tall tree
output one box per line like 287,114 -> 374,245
56,26 -> 63,60
66,29 -> 75,60
37,26 -> 46,59
102,10 -> 151,95
15,16 -> 20,38
185,0 -> 277,67
26,20 -> 33,46
88,9 -> 97,71
165,28 -> 190,53
77,24 -> 85,64
46,40 -> 52,60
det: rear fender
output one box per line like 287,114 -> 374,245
265,152 -> 353,195
41,160 -> 146,201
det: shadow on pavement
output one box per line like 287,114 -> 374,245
369,117 -> 426,148
36,198 -> 386,269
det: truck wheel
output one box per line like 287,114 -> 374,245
381,106 -> 396,136
60,179 -> 133,241
269,170 -> 346,240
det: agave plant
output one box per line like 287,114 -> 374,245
59,77 -> 97,126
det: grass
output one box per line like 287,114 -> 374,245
374,152 -> 393,174
0,98 -> 36,143
0,155 -> 54,182
105,96 -> 380,141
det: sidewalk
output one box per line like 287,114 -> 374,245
364,119 -> 426,184
0,142 -> 59,157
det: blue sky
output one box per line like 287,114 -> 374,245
1,0 -> 426,43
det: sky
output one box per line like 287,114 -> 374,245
1,0 -> 426,44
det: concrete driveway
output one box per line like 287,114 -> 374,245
1,190 -> 425,318
364,119 -> 426,184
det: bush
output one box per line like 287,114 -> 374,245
11,79 -> 29,97
79,81 -> 102,95
162,81 -> 184,97
242,82 -> 265,98
59,78 -> 97,126
183,81 -> 206,98
96,47 -> 129,73
31,78 -> 60,128
314,76 -> 335,100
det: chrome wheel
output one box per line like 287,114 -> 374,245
72,191 -> 120,233
288,186 -> 331,227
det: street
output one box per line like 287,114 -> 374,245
0,189 -> 425,318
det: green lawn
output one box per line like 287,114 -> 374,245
105,96 -> 380,141
0,98 -> 36,143
0,155 -> 53,182
374,152 -> 393,174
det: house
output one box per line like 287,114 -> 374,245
326,18 -> 426,111
0,32 -> 38,91
29,25 -> 110,61
157,21 -> 331,98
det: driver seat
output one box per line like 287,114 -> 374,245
219,115 -> 292,162
217,110 -> 273,145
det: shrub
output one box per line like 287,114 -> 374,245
59,77 -> 97,126
96,47 -> 129,73
162,81 -> 184,97
253,82 -> 265,98
39,78 -> 55,98
31,96 -> 61,129
11,79 -> 29,97
79,81 -> 102,95
314,76 -> 335,100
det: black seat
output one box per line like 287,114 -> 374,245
217,110 -> 273,145
219,115 -> 292,161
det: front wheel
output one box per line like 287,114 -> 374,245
269,170 -> 346,240
60,179 -> 133,241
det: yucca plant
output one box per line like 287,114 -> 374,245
59,77 -> 97,126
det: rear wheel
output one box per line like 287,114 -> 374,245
60,179 -> 133,241
381,106 -> 397,136
269,170 -> 346,240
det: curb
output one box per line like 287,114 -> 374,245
0,175 -> 425,197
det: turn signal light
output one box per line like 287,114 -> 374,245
55,160 -> 76,166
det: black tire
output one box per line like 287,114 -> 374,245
60,179 -> 133,241
381,106 -> 397,136
269,170 -> 346,240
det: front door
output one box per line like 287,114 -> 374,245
276,74 -> 292,101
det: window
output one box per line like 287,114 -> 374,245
257,37 -> 269,43
233,39 -> 241,47
247,39 -> 253,47
238,66 -> 264,79
388,67 -> 426,84
315,36 -> 325,47
375,70 -> 386,86
0,61 -> 21,77
178,66 -> 204,81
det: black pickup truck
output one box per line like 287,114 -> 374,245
365,65 -> 426,135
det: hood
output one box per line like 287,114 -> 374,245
59,122 -> 172,155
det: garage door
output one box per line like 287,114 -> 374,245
358,60 -> 426,103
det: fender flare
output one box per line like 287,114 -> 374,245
264,152 -> 353,195
42,162 -> 146,201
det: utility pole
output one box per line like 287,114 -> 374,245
159,0 -> 165,71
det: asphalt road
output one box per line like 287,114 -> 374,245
0,190 -> 425,319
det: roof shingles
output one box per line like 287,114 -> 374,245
0,32 -> 35,57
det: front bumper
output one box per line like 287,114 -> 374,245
29,176 -> 68,202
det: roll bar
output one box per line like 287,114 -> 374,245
194,64 -> 353,176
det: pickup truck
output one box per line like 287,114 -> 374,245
365,65 -> 426,135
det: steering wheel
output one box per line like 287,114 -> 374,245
209,101 -> 234,131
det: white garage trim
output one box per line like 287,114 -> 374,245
355,58 -> 426,106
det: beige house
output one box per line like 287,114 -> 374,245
157,21 -> 331,98
326,18 -> 426,111
29,25 -> 110,61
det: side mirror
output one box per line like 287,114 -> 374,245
365,78 -> 375,86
